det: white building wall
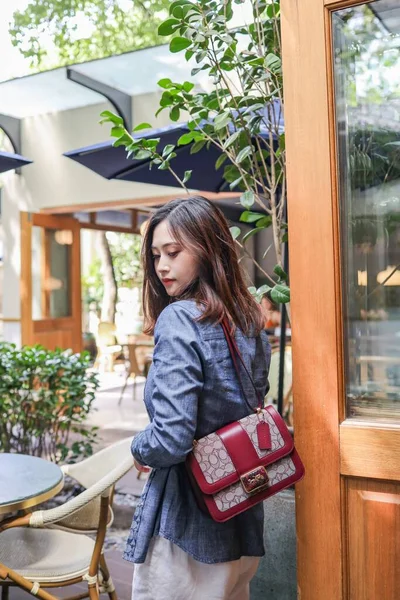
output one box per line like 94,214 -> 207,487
21,93 -> 179,211
1,90 -> 181,345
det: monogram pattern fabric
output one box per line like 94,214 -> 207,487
193,433 -> 236,484
193,410 -> 285,485
213,455 -> 297,513
239,410 -> 285,458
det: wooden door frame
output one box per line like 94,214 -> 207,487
280,0 -> 360,597
20,212 -> 82,351
282,0 -> 399,597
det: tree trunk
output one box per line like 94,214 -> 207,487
98,232 -> 117,323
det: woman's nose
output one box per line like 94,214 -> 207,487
157,257 -> 170,275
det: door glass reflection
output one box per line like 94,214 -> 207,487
333,1 -> 400,421
31,227 -> 72,320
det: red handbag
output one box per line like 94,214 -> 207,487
186,318 -> 305,522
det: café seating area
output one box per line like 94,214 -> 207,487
0,439 -> 135,600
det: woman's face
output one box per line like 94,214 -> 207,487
151,220 -> 200,297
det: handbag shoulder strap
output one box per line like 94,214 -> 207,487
221,317 -> 264,412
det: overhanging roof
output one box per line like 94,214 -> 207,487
0,44 -> 205,119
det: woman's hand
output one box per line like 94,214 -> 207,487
134,459 -> 151,473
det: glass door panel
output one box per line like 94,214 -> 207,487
333,1 -> 400,421
31,226 -> 72,320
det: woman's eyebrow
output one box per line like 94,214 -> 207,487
151,242 -> 180,249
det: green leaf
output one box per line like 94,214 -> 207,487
113,134 -> 132,148
162,144 -> 175,157
240,211 -> 264,223
255,216 -> 272,228
170,106 -> 180,121
220,60 -> 235,71
240,191 -> 255,209
230,175 -> 244,190
170,37 -> 192,53
230,226 -> 241,240
183,170 -> 192,184
213,111 -> 231,131
170,0 -> 193,14
158,78 -> 173,89
190,140 -> 207,154
257,284 -> 271,297
215,154 -> 228,170
274,265 -> 288,282
172,2 -> 195,18
99,111 -> 124,126
223,130 -> 241,149
265,53 -> 281,73
158,18 -> 180,37
236,146 -> 253,164
183,81 -> 195,93
178,132 -> 194,146
191,66 -> 205,76
242,227 -> 263,244
134,150 -> 152,160
270,284 -> 290,304
133,122 -> 152,132
111,125 -> 124,138
195,50 -> 207,64
266,3 -> 280,18
224,164 -> 241,183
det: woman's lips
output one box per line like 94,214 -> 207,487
162,279 -> 175,286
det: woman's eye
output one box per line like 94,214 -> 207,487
168,251 -> 179,258
152,255 -> 160,261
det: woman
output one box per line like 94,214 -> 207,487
125,196 -> 271,599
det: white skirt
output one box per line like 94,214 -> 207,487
131,536 -> 260,600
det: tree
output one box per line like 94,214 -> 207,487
9,0 -> 171,70
98,232 -> 117,323
101,0 -> 290,308
9,0 -> 162,324
82,232 -> 143,321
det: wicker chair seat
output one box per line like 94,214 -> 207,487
0,527 -> 94,583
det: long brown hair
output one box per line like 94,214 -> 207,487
141,196 -> 264,336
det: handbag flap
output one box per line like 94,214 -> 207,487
187,405 -> 294,495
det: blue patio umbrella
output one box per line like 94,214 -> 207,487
64,122 -> 231,192
0,150 -> 32,174
63,103 -> 283,192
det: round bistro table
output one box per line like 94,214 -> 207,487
0,453 -> 63,515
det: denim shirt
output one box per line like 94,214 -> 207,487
124,300 -> 271,565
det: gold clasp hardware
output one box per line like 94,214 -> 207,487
240,466 -> 269,495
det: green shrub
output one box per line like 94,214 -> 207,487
0,343 -> 99,463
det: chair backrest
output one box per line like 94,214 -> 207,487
97,322 -> 117,347
127,344 -> 144,376
62,436 -> 132,490
265,345 -> 293,404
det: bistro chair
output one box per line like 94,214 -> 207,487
0,437 -> 134,600
119,344 -> 148,404
93,322 -> 123,372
